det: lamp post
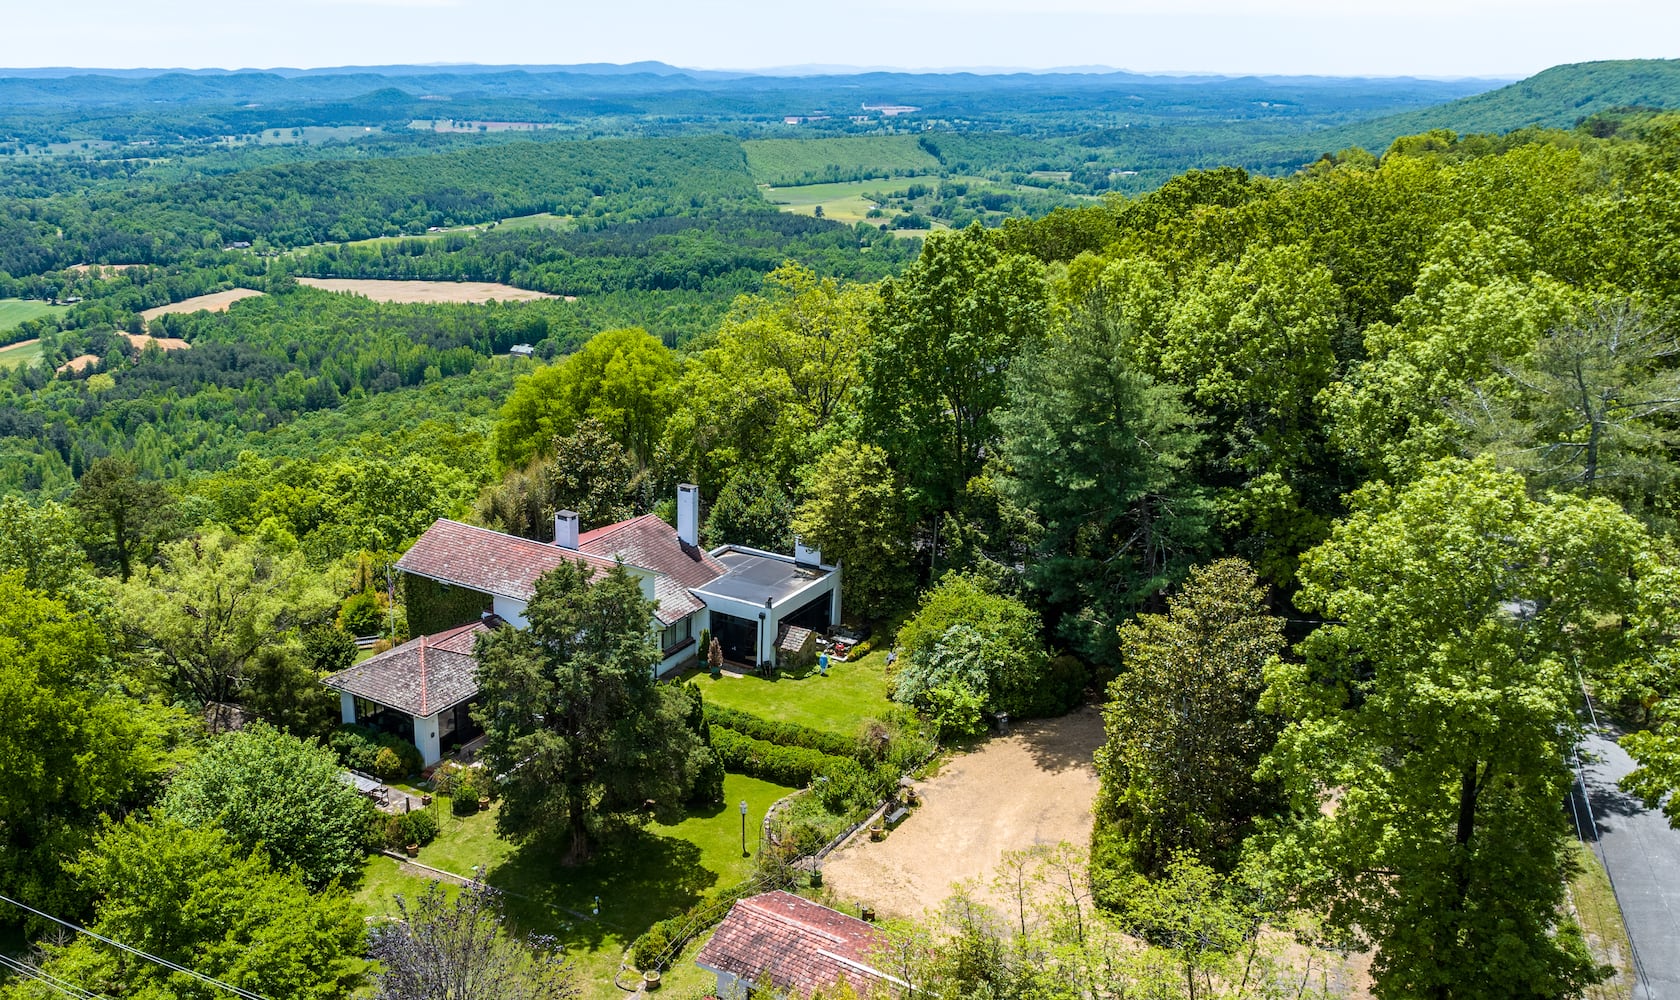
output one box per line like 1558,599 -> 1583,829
740,799 -> 749,857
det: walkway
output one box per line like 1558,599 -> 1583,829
1575,716 -> 1680,999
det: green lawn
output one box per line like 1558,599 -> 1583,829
0,298 -> 67,334
0,338 -> 43,370
355,773 -> 794,999
687,648 -> 893,737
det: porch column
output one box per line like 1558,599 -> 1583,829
413,713 -> 442,767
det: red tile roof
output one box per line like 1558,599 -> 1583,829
694,891 -> 899,997
395,519 -> 623,602
323,621 -> 488,717
578,513 -> 726,625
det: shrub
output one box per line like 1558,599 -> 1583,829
709,728 -> 852,787
703,704 -> 859,759
380,809 -> 440,850
329,724 -> 424,777
372,746 -> 405,782
630,878 -> 766,972
895,573 -> 1055,720
452,768 -> 483,815
338,589 -> 386,636
431,761 -> 465,796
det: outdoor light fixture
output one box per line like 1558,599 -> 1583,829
740,799 -> 749,857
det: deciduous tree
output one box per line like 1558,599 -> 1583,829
370,882 -> 577,1000
159,722 -> 375,889
1263,457 -> 1665,999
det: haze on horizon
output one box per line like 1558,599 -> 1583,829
10,0 -> 1677,80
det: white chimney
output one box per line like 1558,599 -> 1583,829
677,484 -> 700,547
554,510 -> 579,550
794,534 -> 823,567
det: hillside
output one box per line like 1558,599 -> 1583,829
1326,58 -> 1680,153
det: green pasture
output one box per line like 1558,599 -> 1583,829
0,298 -> 67,333
759,175 -> 947,224
355,772 -> 794,999
743,135 -> 940,185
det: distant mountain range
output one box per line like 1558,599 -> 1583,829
1326,58 -> 1680,151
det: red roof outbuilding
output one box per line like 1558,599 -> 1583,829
694,891 -> 900,998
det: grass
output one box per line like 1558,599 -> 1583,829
687,647 -> 893,737
354,773 -> 794,999
761,176 -> 939,225
743,136 -> 940,185
0,339 -> 43,370
1567,840 -> 1635,1000
0,298 -> 67,334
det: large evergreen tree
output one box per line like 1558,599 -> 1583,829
473,560 -> 706,863
1093,558 -> 1283,886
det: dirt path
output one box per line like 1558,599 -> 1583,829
822,706 -> 1104,920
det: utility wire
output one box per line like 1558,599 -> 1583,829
0,953 -> 107,1000
0,893 -> 270,1000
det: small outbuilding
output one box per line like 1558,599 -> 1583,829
322,620 -> 491,766
695,891 -> 902,999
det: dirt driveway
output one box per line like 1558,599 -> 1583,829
822,706 -> 1104,920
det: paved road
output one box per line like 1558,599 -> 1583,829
1575,721 -> 1680,999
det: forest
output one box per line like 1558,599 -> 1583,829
5,58 -> 1680,1000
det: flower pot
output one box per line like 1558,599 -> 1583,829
405,844 -> 419,858
643,970 -> 662,991
478,796 -> 491,811
421,794 -> 433,807
869,826 -> 885,842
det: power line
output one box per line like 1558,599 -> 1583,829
0,893 -> 271,1000
0,953 -> 107,1000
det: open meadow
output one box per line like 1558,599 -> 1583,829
296,278 -> 560,303
0,298 -> 68,334
0,338 -> 43,369
761,176 -> 938,224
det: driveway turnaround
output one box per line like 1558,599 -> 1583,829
1576,721 -> 1680,999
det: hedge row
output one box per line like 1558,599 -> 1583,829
329,724 -> 424,778
710,728 -> 854,788
703,704 -> 859,760
631,878 -> 760,972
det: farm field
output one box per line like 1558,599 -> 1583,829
760,176 -> 938,224
743,135 -> 940,185
139,289 -> 265,324
0,298 -> 68,334
0,338 -> 43,369
296,278 -> 559,303
354,773 -> 795,1000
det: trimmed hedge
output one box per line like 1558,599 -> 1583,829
632,878 -> 761,972
703,704 -> 859,760
710,728 -> 854,787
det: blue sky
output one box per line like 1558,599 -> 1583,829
11,0 -> 1676,78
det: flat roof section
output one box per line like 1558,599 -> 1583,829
699,548 -> 832,608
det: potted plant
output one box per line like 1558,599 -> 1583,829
643,970 -> 662,991
405,843 -> 419,858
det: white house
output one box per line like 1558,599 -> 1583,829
321,485 -> 842,765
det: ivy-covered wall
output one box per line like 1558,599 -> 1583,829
402,573 -> 491,637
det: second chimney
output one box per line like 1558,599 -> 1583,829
677,484 -> 700,548
554,510 -> 579,550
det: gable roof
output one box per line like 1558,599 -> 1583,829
695,891 -> 899,998
577,513 -> 726,626
322,621 -> 488,718
396,519 -> 622,602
